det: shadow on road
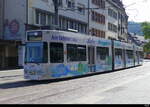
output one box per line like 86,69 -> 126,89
0,68 -> 23,72
0,70 -> 114,89
0,80 -> 57,89
0,65 -> 143,89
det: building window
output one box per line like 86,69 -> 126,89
58,0 -> 63,7
118,12 -> 121,19
66,0 -> 75,9
92,0 -> 105,9
91,28 -> 105,38
108,8 -> 117,20
35,9 -> 87,34
41,13 -> 46,25
35,9 -> 54,26
91,11 -> 105,24
47,15 -> 54,25
69,20 -> 74,29
36,10 -> 40,24
77,4 -> 85,15
108,23 -> 117,33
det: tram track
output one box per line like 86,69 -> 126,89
0,85 -> 83,104
0,62 -> 149,104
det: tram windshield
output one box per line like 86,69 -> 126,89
25,42 -> 48,63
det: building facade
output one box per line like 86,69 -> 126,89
106,0 -> 128,41
27,0 -> 88,34
128,33 -> 148,46
0,0 -> 128,69
89,0 -> 106,38
26,0 -> 128,40
0,0 -> 26,69
0,0 -> 4,39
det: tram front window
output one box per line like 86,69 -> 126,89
25,42 -> 48,63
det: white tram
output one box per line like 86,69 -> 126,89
24,30 -> 143,80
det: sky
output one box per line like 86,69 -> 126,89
122,0 -> 150,22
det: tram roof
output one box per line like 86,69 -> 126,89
26,30 -> 143,50
27,30 -> 112,47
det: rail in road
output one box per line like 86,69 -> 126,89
0,61 -> 149,104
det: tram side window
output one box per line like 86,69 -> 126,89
126,50 -> 133,59
97,47 -> 109,62
67,44 -> 86,62
139,51 -> 144,59
50,43 -> 64,63
115,49 -> 123,59
77,45 -> 86,61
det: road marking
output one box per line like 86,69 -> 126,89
0,71 -> 150,103
0,62 -> 150,104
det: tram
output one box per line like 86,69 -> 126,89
24,30 -> 143,80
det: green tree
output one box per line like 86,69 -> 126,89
142,22 -> 150,39
141,22 -> 150,54
144,42 -> 150,53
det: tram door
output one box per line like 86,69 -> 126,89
88,46 -> 96,72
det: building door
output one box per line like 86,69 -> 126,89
88,46 -> 95,72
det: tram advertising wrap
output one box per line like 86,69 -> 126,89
24,30 -> 143,80
113,41 -> 125,70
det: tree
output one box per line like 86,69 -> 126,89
141,22 -> 150,54
141,22 -> 150,39
144,42 -> 150,53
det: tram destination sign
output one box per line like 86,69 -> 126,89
27,31 -> 42,41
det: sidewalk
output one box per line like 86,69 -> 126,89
144,59 -> 150,62
0,67 -> 23,72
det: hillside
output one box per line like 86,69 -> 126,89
128,21 -> 144,36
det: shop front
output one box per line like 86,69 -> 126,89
0,40 -> 21,69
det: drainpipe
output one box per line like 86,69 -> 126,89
52,0 -> 59,30
2,0 -> 5,39
88,0 -> 90,35
26,0 -> 28,31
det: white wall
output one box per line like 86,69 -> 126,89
4,0 -> 27,67
89,0 -> 106,32
28,0 -> 88,25
105,1 -> 118,40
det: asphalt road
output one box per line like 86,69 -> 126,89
0,60 -> 150,104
